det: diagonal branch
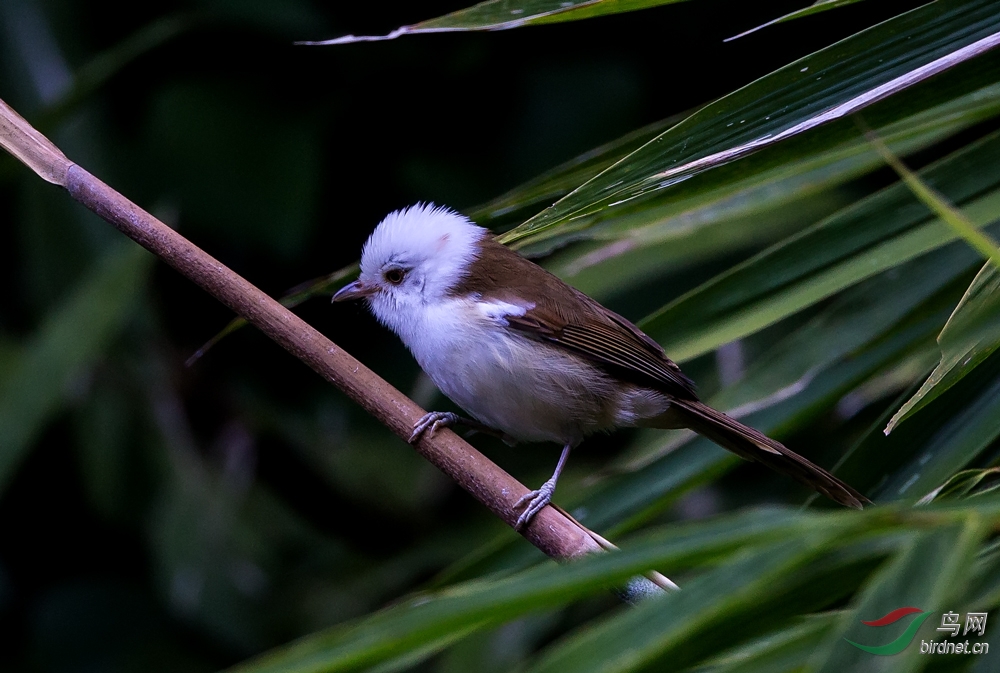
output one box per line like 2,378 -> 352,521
0,96 -> 673,590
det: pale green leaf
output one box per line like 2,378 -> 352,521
725,0 -> 868,42
868,127 -> 1000,265
305,1 -> 691,45
917,468 -> 1000,505
878,352 -> 1000,502
887,261 -> 1000,431
834,345 -> 1000,503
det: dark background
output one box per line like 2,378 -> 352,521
0,1 -> 927,670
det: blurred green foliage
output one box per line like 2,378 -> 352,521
2,1 -> 1000,672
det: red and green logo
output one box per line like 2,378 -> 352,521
845,607 -> 933,655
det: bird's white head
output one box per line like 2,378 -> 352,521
333,203 -> 485,333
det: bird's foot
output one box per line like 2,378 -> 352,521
410,412 -> 513,445
514,478 -> 557,530
409,411 -> 461,444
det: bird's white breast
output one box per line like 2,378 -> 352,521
390,296 -> 622,444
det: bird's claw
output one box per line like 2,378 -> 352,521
514,478 -> 557,530
409,411 -> 460,444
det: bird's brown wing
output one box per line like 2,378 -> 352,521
458,235 -> 697,400
505,301 -> 698,400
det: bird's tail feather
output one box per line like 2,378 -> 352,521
667,399 -> 869,510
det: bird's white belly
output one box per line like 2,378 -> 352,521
401,299 -> 618,444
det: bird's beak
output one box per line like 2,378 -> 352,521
332,279 -> 377,302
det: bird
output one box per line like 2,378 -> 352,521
333,203 -> 870,529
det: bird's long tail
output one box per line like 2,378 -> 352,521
667,399 -> 869,509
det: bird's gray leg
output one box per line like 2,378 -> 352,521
514,443 -> 572,530
409,411 -> 512,444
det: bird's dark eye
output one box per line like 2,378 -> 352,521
384,268 -> 405,285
